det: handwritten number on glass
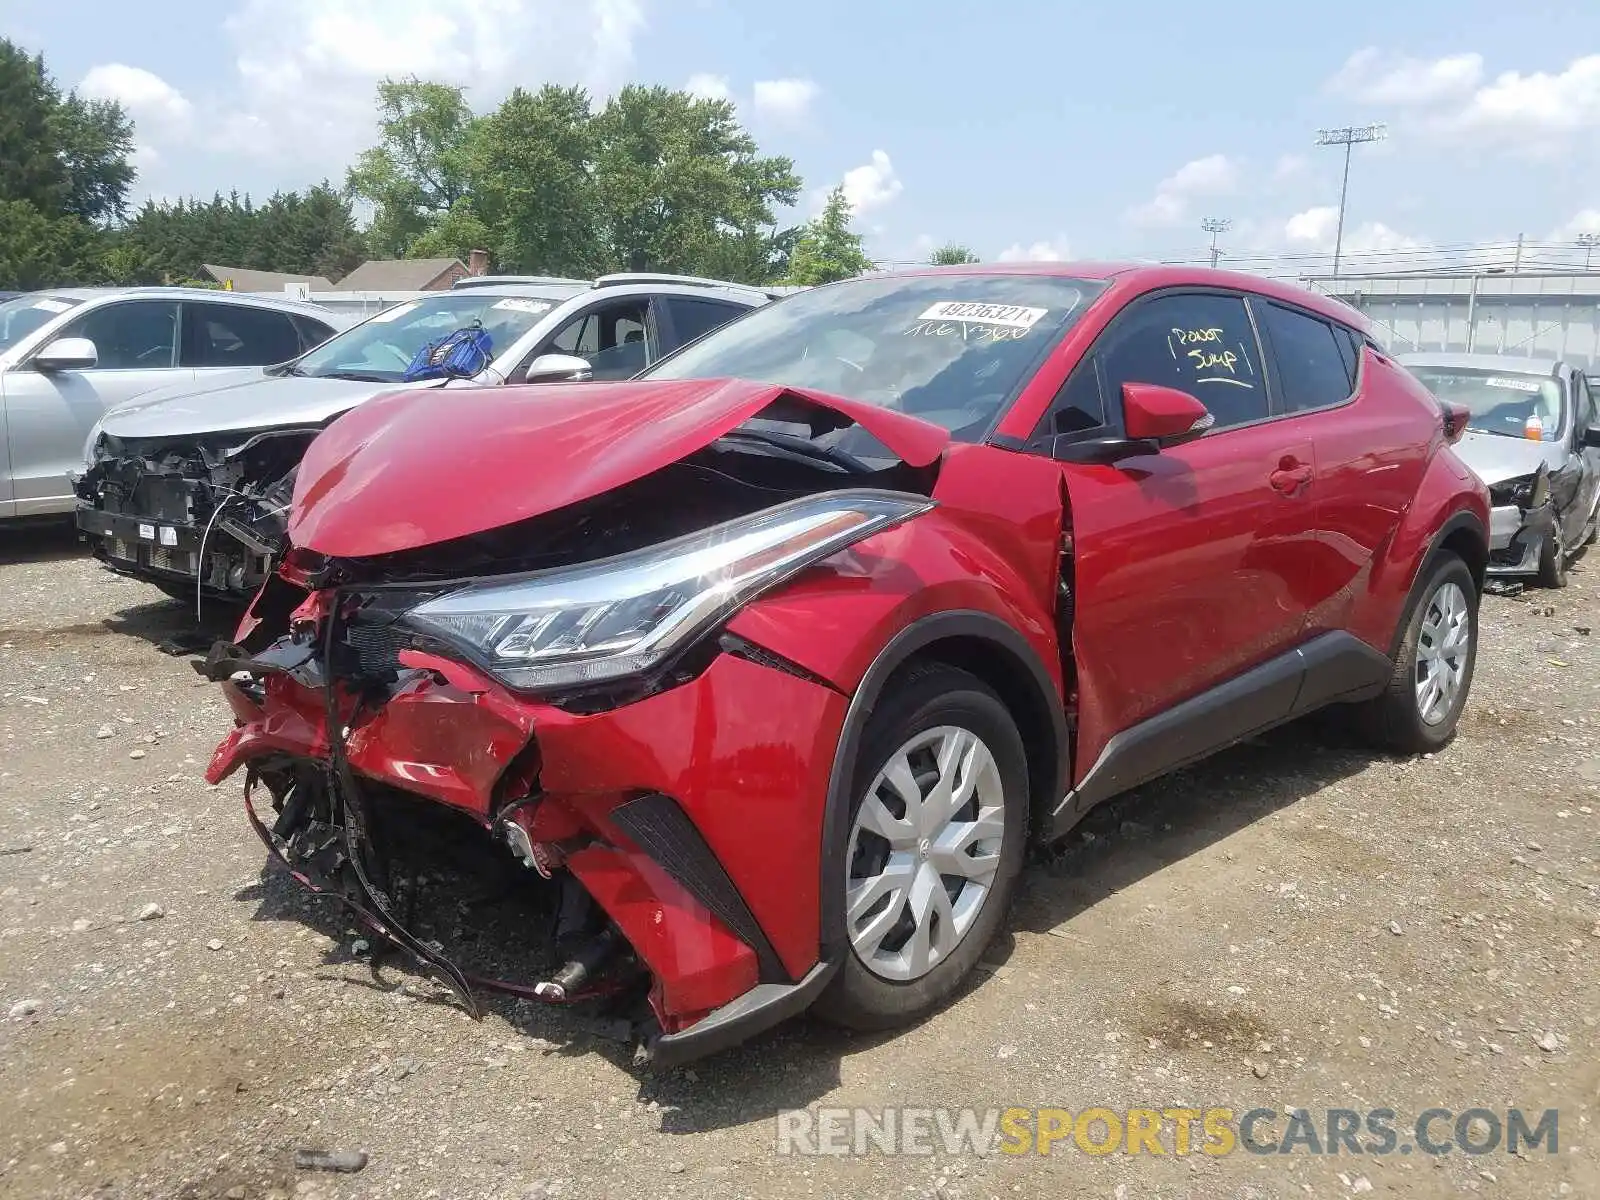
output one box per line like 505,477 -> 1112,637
906,321 -> 1028,343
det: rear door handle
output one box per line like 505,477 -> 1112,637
1269,464 -> 1313,494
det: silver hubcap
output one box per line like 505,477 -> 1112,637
844,725 -> 1005,981
1415,581 -> 1471,725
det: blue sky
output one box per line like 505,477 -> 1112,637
4,0 -> 1598,273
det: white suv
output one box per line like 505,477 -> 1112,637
75,274 -> 774,602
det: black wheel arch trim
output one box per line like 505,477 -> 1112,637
816,609 -> 1070,965
1396,507 -> 1487,658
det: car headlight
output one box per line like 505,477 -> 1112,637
401,489 -> 935,691
81,419 -> 106,467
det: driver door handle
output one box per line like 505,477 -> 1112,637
1270,463 -> 1313,495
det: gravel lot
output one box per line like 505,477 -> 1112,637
0,522 -> 1595,1200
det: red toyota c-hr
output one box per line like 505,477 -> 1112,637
202,264 -> 1489,1065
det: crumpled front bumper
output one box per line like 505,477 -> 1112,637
1487,501 -> 1555,574
206,633 -> 849,1060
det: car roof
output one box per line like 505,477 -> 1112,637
40,285 -> 337,319
865,262 -> 1374,333
1397,351 -> 1567,377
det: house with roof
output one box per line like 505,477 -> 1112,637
332,257 -> 470,292
202,264 -> 335,292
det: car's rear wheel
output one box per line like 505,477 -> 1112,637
814,663 -> 1027,1031
1356,552 -> 1478,753
1537,531 -> 1569,588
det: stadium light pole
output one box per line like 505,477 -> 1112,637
1201,217 -> 1232,268
1578,232 -> 1600,271
1314,123 -> 1387,278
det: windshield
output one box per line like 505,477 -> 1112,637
642,273 -> 1106,441
1410,366 -> 1566,441
289,293 -> 563,381
0,294 -> 82,353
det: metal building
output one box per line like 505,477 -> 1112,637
1302,271 -> 1600,369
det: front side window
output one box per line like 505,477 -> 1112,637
643,274 -> 1106,442
1408,366 -> 1565,442
58,300 -> 179,370
1095,292 -> 1267,430
288,292 -> 567,382
0,294 -> 83,353
181,302 -> 301,367
545,298 -> 652,379
1258,302 -> 1356,413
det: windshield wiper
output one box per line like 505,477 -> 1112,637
314,370 -> 392,383
715,428 -> 872,474
1468,426 -> 1536,440
267,362 -> 306,377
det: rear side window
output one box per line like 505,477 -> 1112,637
1258,303 -> 1356,413
666,297 -> 748,347
181,302 -> 301,367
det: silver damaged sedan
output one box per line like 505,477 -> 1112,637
1402,352 -> 1600,587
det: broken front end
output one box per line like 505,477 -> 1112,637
1484,464 -> 1558,574
76,429 -> 314,600
202,441 -> 938,1064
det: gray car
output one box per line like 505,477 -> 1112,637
75,273 -> 772,602
1401,352 -> 1600,587
0,288 -> 344,518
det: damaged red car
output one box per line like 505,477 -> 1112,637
201,264 -> 1490,1065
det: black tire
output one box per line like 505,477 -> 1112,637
1355,552 -> 1478,754
813,662 -> 1028,1031
1537,532 -> 1569,589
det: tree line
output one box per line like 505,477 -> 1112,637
0,39 -> 979,293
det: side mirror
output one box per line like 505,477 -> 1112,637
522,353 -> 593,384
1583,424 -> 1600,450
33,337 -> 98,372
1122,382 -> 1213,445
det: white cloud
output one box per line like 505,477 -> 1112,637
1285,205 -> 1339,244
151,0 -> 649,185
1327,49 -> 1600,155
1457,55 -> 1600,144
1551,209 -> 1600,240
997,235 -> 1071,262
1127,154 -> 1238,226
823,149 -> 901,216
1271,154 -> 1309,183
79,64 -> 193,126
1329,47 -> 1483,105
685,73 -> 732,103
751,78 -> 818,123
1282,206 -> 1424,267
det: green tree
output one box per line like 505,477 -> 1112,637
0,39 -> 134,288
929,242 -> 979,265
0,199 -> 106,289
346,78 -> 478,257
0,40 -> 68,212
786,187 -> 873,285
465,84 -> 600,275
116,184 -> 366,284
589,86 -> 800,279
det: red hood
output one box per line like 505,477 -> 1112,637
288,377 -> 951,557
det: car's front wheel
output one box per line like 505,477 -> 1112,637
1537,531 -> 1569,588
1356,552 -> 1478,753
814,663 -> 1027,1031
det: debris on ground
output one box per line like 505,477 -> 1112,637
293,1149 -> 369,1174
